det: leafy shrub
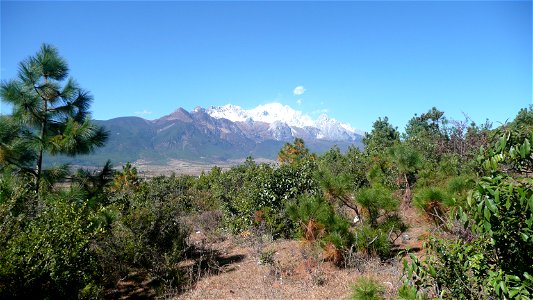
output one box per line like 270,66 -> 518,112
96,181 -> 190,289
0,170 -> 35,229
135,174 -> 196,211
214,157 -> 319,237
212,161 -> 271,233
0,199 -> 104,299
256,160 -> 319,237
318,145 -> 369,192
403,130 -> 533,299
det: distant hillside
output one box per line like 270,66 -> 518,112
47,104 -> 363,166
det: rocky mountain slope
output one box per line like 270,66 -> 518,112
54,103 -> 363,165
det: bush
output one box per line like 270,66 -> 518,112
287,194 -> 353,264
403,131 -> 533,299
353,224 -> 393,258
413,186 -> 451,226
446,175 -> 475,204
350,277 -> 385,300
212,161 -> 272,233
0,199 -> 104,299
95,180 -> 190,289
356,185 -> 399,228
354,185 -> 406,259
214,158 -> 319,237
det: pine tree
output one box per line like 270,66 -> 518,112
363,117 -> 400,155
0,44 -> 108,194
277,138 -> 314,164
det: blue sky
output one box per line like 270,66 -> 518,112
1,1 -> 531,132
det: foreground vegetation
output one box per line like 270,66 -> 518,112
1,45 -> 531,299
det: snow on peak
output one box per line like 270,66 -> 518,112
207,103 -> 315,128
206,104 -> 248,122
192,106 -> 206,113
207,103 -> 316,127
206,102 -> 359,141
249,103 -> 314,128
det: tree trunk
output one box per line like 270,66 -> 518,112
35,78 -> 48,195
35,113 -> 46,195
339,195 -> 362,224
403,173 -> 412,205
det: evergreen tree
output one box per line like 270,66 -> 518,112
363,117 -> 400,154
0,44 -> 108,194
0,115 -> 36,173
403,107 -> 447,162
389,143 -> 423,202
277,138 -> 314,164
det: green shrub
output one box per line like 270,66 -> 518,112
354,224 -> 393,258
445,175 -> 476,207
413,187 -> 450,225
446,175 -> 474,195
287,194 -> 353,264
403,130 -> 533,299
356,185 -> 399,228
353,185 -> 406,259
396,285 -> 417,300
214,157 -> 319,237
318,145 -> 369,192
288,195 -> 351,238
350,277 -> 385,300
0,199 -> 104,299
135,174 -> 196,212
95,186 -> 190,288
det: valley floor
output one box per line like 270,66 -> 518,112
133,158 -> 277,177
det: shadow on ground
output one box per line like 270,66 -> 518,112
180,245 -> 246,291
104,244 -> 245,299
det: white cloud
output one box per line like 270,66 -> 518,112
134,109 -> 153,116
293,86 -> 306,96
296,99 -> 303,105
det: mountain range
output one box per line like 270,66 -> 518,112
55,103 -> 363,166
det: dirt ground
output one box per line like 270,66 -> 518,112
177,239 -> 397,299
174,204 -> 430,300
107,202 -> 430,300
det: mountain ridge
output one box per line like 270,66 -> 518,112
49,104 -> 364,166
205,103 -> 360,141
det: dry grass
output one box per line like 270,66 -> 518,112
104,195 -> 431,299
175,235 -> 404,300
173,202 -> 431,300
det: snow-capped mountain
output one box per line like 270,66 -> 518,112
207,103 -> 359,141
76,104 -> 364,165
